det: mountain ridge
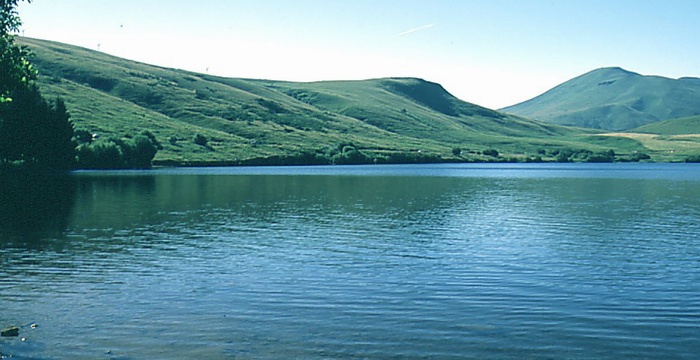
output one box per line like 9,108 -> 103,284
501,67 -> 700,131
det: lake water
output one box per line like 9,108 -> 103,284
1,163 -> 699,359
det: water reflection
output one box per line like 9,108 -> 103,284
68,174 -> 475,229
0,173 -> 77,245
72,175 -> 157,227
2,166 -> 699,359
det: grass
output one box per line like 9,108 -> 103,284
632,115 -> 700,135
18,37 -> 700,165
598,133 -> 700,161
601,115 -> 700,161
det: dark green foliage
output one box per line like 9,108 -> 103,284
296,143 -> 375,165
76,134 -> 158,169
632,152 -> 651,161
0,85 -> 75,170
58,69 -> 117,92
84,75 -> 117,91
284,89 -> 321,104
0,36 -> 35,101
256,98 -> 287,114
76,139 -> 122,169
685,155 -> 700,163
555,152 -> 570,163
482,149 -> 499,157
194,89 -> 209,100
1,0 -> 30,36
114,82 -> 163,106
582,149 -> 615,163
380,151 -> 442,164
274,112 -> 324,131
122,135 -> 158,168
46,96 -> 75,167
256,143 -> 447,166
525,155 -> 544,163
331,143 -> 373,165
0,0 -> 75,171
1,0 -> 34,102
552,148 -> 580,162
140,130 -> 163,150
73,128 -> 93,144
452,147 -> 462,156
618,152 -> 651,162
242,151 -> 330,166
584,152 -> 615,163
193,133 -> 208,146
550,148 -> 617,163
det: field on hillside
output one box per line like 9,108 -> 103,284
598,133 -> 700,161
632,115 -> 700,135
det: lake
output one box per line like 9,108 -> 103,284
1,163 -> 699,359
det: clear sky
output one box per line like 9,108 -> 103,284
16,0 -> 700,109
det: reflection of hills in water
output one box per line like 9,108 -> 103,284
3,165 -> 699,252
0,172 -> 77,243
2,167 -> 700,359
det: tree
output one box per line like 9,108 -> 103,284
0,0 -> 75,170
193,133 -> 208,146
1,0 -> 29,36
0,84 -> 75,170
685,155 -> 700,163
482,149 -> 499,157
555,152 -> 570,163
75,134 -> 159,169
1,0 -> 35,103
123,135 -> 158,169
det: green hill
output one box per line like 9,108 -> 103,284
501,67 -> 700,131
18,38 -> 679,164
632,115 -> 700,135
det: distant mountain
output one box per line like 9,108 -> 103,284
23,37 -> 632,165
501,67 -> 700,131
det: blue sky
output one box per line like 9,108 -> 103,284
17,0 -> 700,109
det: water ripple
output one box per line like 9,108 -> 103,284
2,169 -> 700,359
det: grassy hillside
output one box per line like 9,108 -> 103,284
601,132 -> 700,154
19,37 -> 695,164
608,116 -> 700,161
501,67 -> 700,131
632,115 -> 700,135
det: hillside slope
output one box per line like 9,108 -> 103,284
501,67 -> 700,131
19,38 -> 653,164
632,115 -> 700,135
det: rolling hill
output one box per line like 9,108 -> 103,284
18,38 -> 691,164
501,67 -> 700,131
632,115 -> 700,135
